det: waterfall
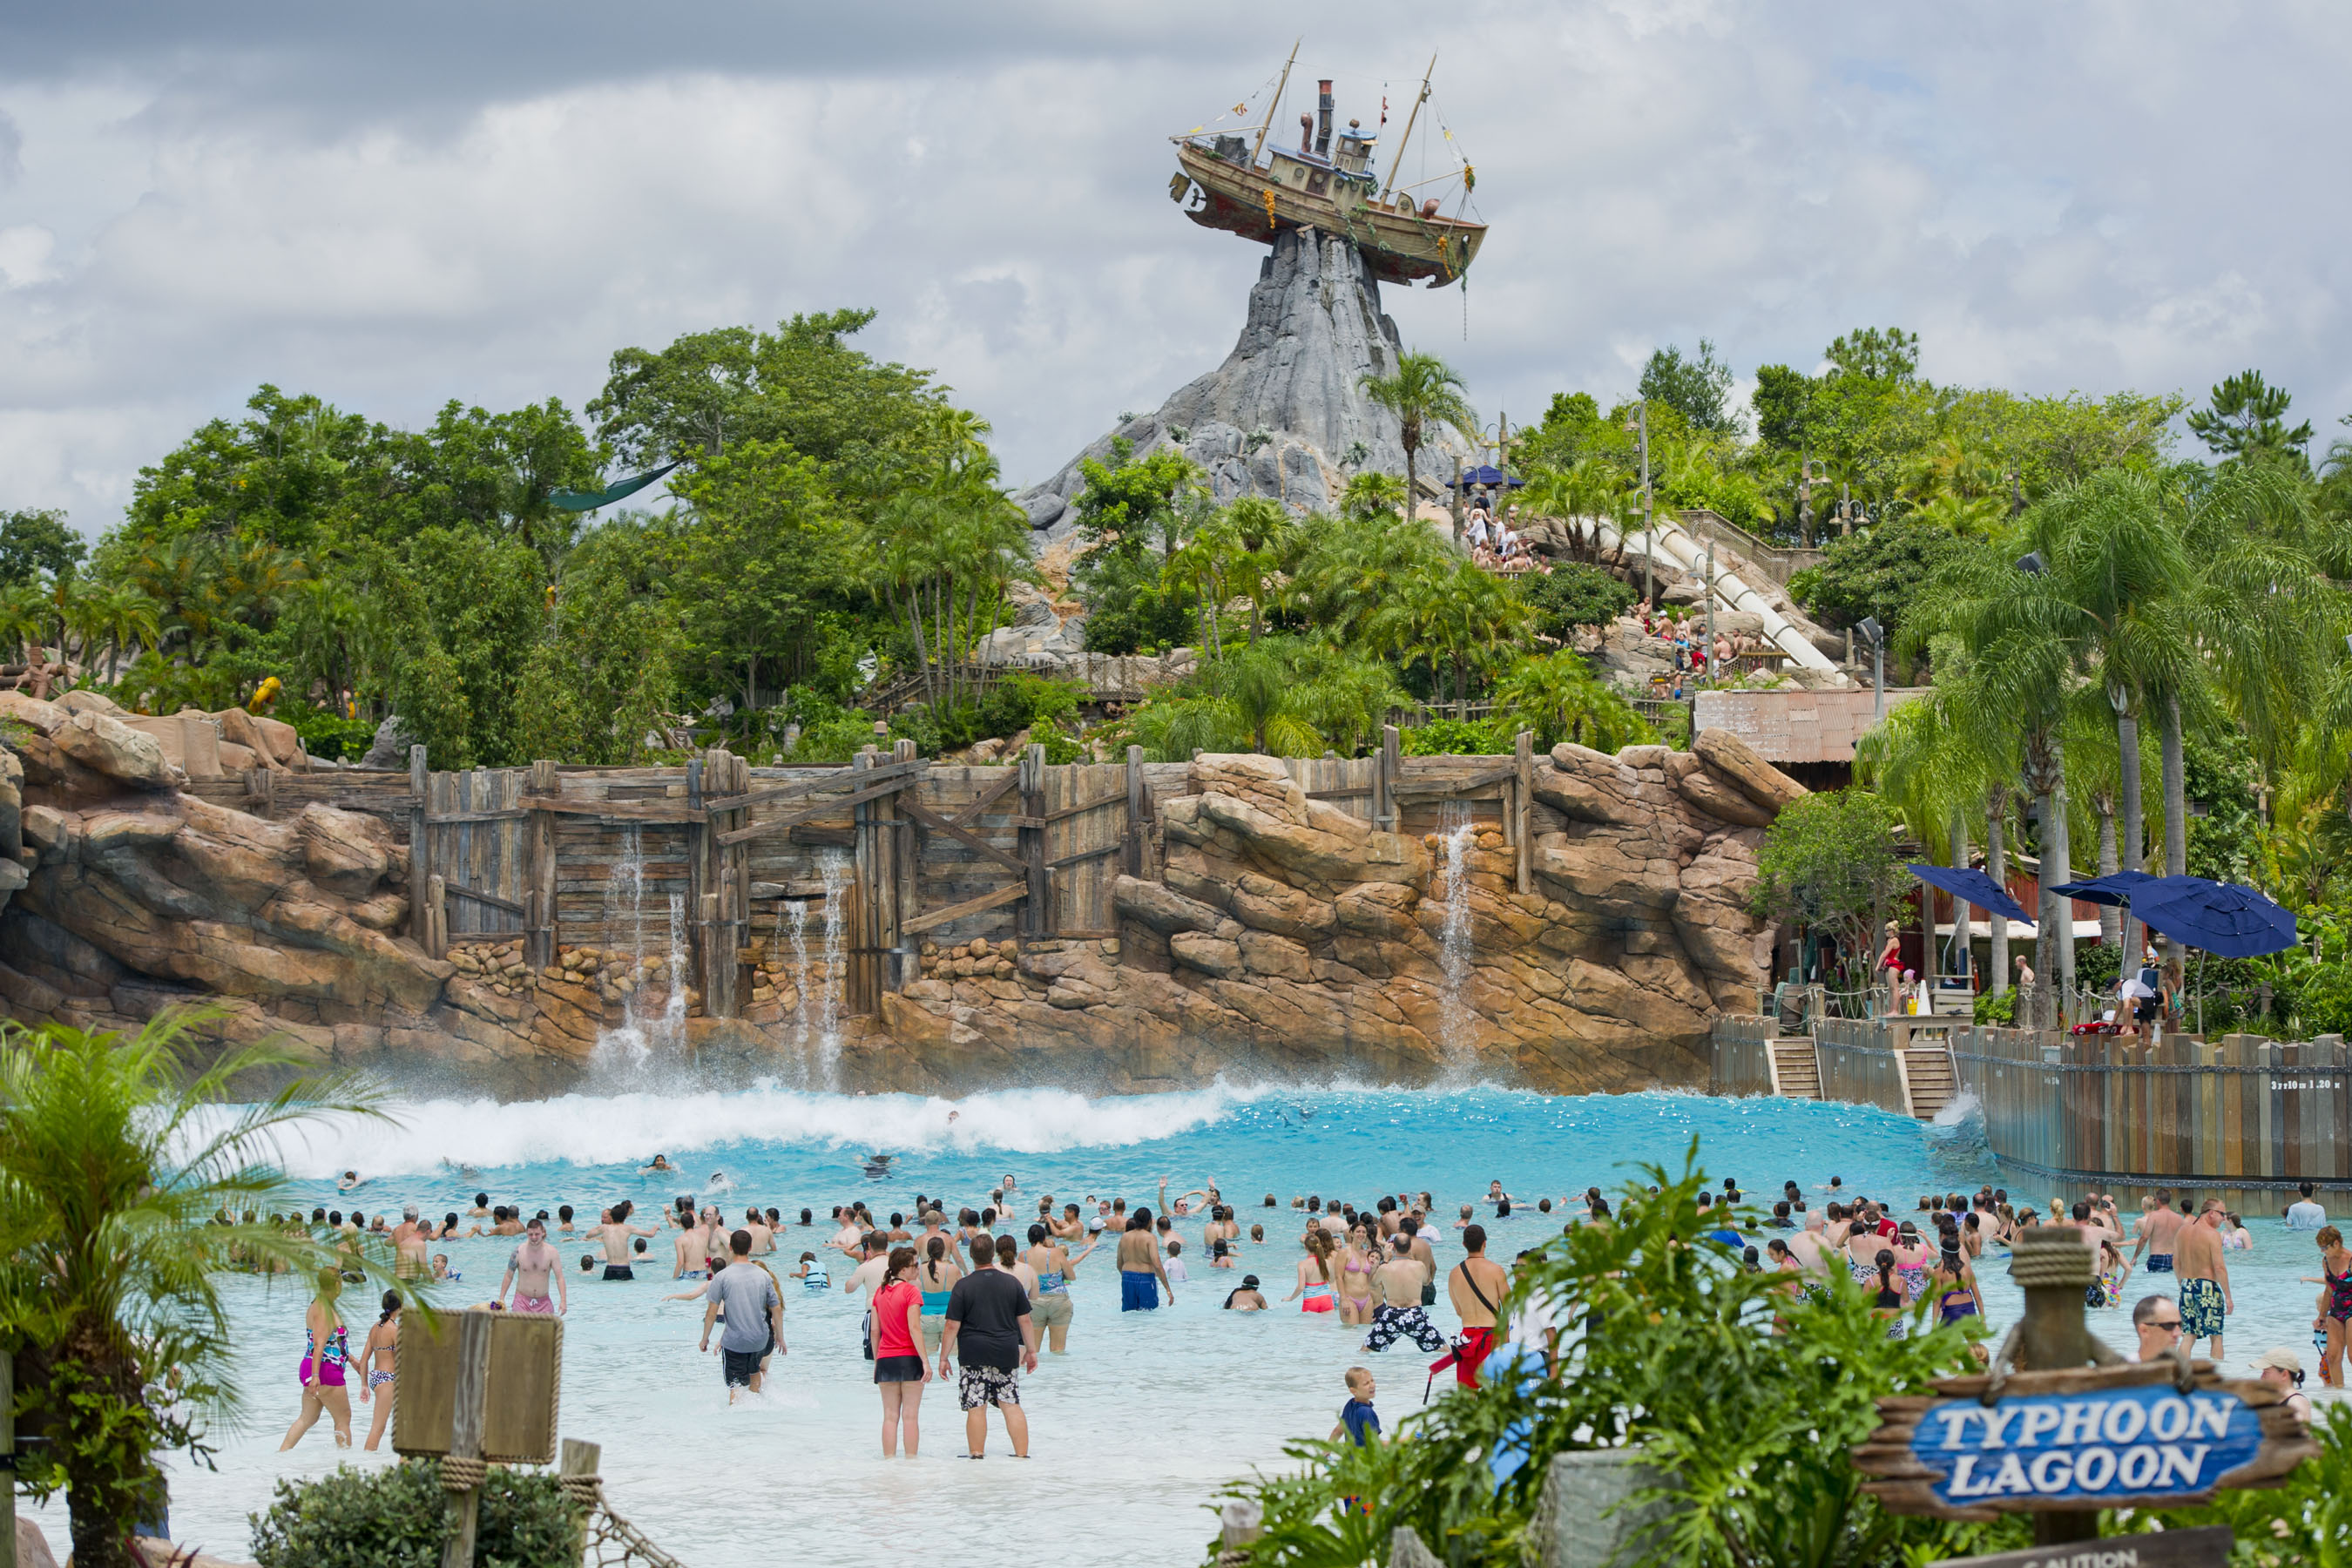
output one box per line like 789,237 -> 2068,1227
782,898 -> 814,1086
1436,801 -> 1478,1071
816,852 -> 847,1087
591,826 -> 686,1075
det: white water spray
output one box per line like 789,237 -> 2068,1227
817,852 -> 847,1087
591,826 -> 687,1074
1436,801 -> 1478,1069
781,899 -> 814,1085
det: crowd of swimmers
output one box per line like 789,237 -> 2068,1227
276,1161 -> 2335,1459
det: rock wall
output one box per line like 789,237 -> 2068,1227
1015,227 -> 1466,536
0,687 -> 1804,1098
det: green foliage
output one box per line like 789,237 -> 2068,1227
2184,733 -> 2261,886
2151,1386 -> 2352,1557
1973,989 -> 2017,1024
1219,1150 -> 2012,1568
1639,339 -> 1740,436
0,1013 -> 402,1568
1515,563 -> 1637,642
1789,517 -> 1981,638
249,1459 -> 584,1568
1339,471 -> 1406,521
1401,717 -> 1509,755
1359,350 -> 1477,498
276,701 -> 376,764
2186,368 -> 2314,471
1825,326 -> 1923,384
0,509 -> 87,585
1751,789 -> 1910,965
1751,365 -> 1815,449
1490,652 -> 1656,753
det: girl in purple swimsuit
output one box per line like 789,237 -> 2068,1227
280,1268 -> 355,1449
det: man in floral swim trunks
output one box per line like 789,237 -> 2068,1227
941,1234 -> 1037,1456
2174,1200 -> 2232,1362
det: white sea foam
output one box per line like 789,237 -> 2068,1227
247,1078 -> 1320,1179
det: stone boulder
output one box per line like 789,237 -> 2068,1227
53,710 -> 174,790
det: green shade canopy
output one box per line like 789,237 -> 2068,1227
548,460 -> 681,513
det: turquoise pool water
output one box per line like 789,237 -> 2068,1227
24,1081 -> 2335,1566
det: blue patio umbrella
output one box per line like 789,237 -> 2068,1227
2049,869 -> 2159,906
2126,876 -> 2297,959
1452,464 -> 1526,490
1908,864 -> 2034,927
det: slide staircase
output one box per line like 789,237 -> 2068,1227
1585,512 -> 1846,680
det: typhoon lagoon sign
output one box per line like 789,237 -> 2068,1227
1855,1363 -> 2313,1520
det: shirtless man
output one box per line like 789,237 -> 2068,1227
467,1192 -> 493,1219
497,1217 -> 567,1315
1050,1204 -> 1086,1243
1787,1211 -> 1830,1280
2133,1188 -> 2188,1277
672,1209 -> 713,1281
742,1208 -> 774,1254
1444,1225 -> 1509,1387
2174,1200 -> 2234,1364
1117,1209 -> 1173,1310
1360,1241 -> 1443,1353
585,1202 -> 659,1281
1399,1217 -> 1439,1308
393,1206 -> 430,1279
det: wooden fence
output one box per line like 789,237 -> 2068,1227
204,726 -> 1547,1024
1707,1014 -> 1777,1098
1711,1014 -> 2352,1206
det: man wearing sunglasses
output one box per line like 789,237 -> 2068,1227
2127,1294 -> 2185,1362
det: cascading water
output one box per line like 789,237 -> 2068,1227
1436,801 -> 1479,1071
781,898 -> 814,1086
816,851 -> 848,1087
591,826 -> 686,1076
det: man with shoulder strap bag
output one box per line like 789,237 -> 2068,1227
1426,1223 -> 1510,1394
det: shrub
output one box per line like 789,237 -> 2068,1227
1973,989 -> 2017,1025
1514,562 -> 1636,642
250,1459 -> 583,1568
1401,717 -> 1510,756
277,702 -> 379,764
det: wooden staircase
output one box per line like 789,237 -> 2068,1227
1897,1047 -> 1959,1120
1767,1040 -> 1821,1100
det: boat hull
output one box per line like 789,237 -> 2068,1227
1174,143 -> 1484,287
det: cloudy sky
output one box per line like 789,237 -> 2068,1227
3,2 -> 2349,534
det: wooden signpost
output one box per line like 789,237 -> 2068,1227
394,1308 -> 564,1568
1854,1227 -> 2315,1565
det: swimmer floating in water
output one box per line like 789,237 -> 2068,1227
336,1170 -> 364,1192
640,1155 -> 673,1176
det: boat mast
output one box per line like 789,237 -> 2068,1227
1377,51 -> 1436,203
1251,39 -> 1301,166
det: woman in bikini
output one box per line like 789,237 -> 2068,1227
358,1290 -> 401,1450
2089,1236 -> 2132,1309
916,1233 -> 963,1361
1871,1251 -> 1908,1339
1337,1224 -> 1377,1326
280,1267 -> 355,1449
1891,1222 -> 1935,1305
1931,1248 -> 1981,1328
1286,1228 -> 1338,1314
2304,1225 -> 2352,1387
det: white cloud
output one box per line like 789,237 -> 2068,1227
2,1 -> 2349,532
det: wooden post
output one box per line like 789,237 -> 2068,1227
1378,726 -> 1401,834
426,875 -> 448,960
526,759 -> 557,970
559,1435 -> 600,1495
890,739 -> 918,993
1514,728 -> 1533,896
1125,745 -> 1147,877
686,755 -> 707,1014
849,750 -> 879,1012
440,1309 -> 493,1568
409,745 -> 429,943
2011,1226 -> 2100,1547
730,753 -> 754,1006
1,1348 -> 15,1568
1021,743 -> 1048,940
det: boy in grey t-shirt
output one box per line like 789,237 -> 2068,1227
698,1230 -> 783,1399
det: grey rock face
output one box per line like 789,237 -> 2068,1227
1017,228 -> 1463,537
358,712 -> 416,772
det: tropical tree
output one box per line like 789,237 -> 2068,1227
1489,652 -> 1655,752
1338,471 -> 1406,522
0,1013 -> 403,1568
1367,558 -> 1532,718
1359,351 -> 1477,528
2186,369 -> 2313,472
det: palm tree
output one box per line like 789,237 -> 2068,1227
1359,352 -> 1477,531
1490,651 -> 1655,751
1369,558 -> 1531,718
1518,458 -> 1626,564
1338,472 -> 1406,522
0,1011 -> 402,1568
1288,510 -> 1455,649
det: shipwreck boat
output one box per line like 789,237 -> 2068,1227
1169,49 -> 1486,288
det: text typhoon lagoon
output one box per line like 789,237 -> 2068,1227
1910,1390 -> 2257,1504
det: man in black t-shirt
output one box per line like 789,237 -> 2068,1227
941,1233 -> 1037,1456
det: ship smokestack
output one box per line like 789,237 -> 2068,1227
1315,80 -> 1333,156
